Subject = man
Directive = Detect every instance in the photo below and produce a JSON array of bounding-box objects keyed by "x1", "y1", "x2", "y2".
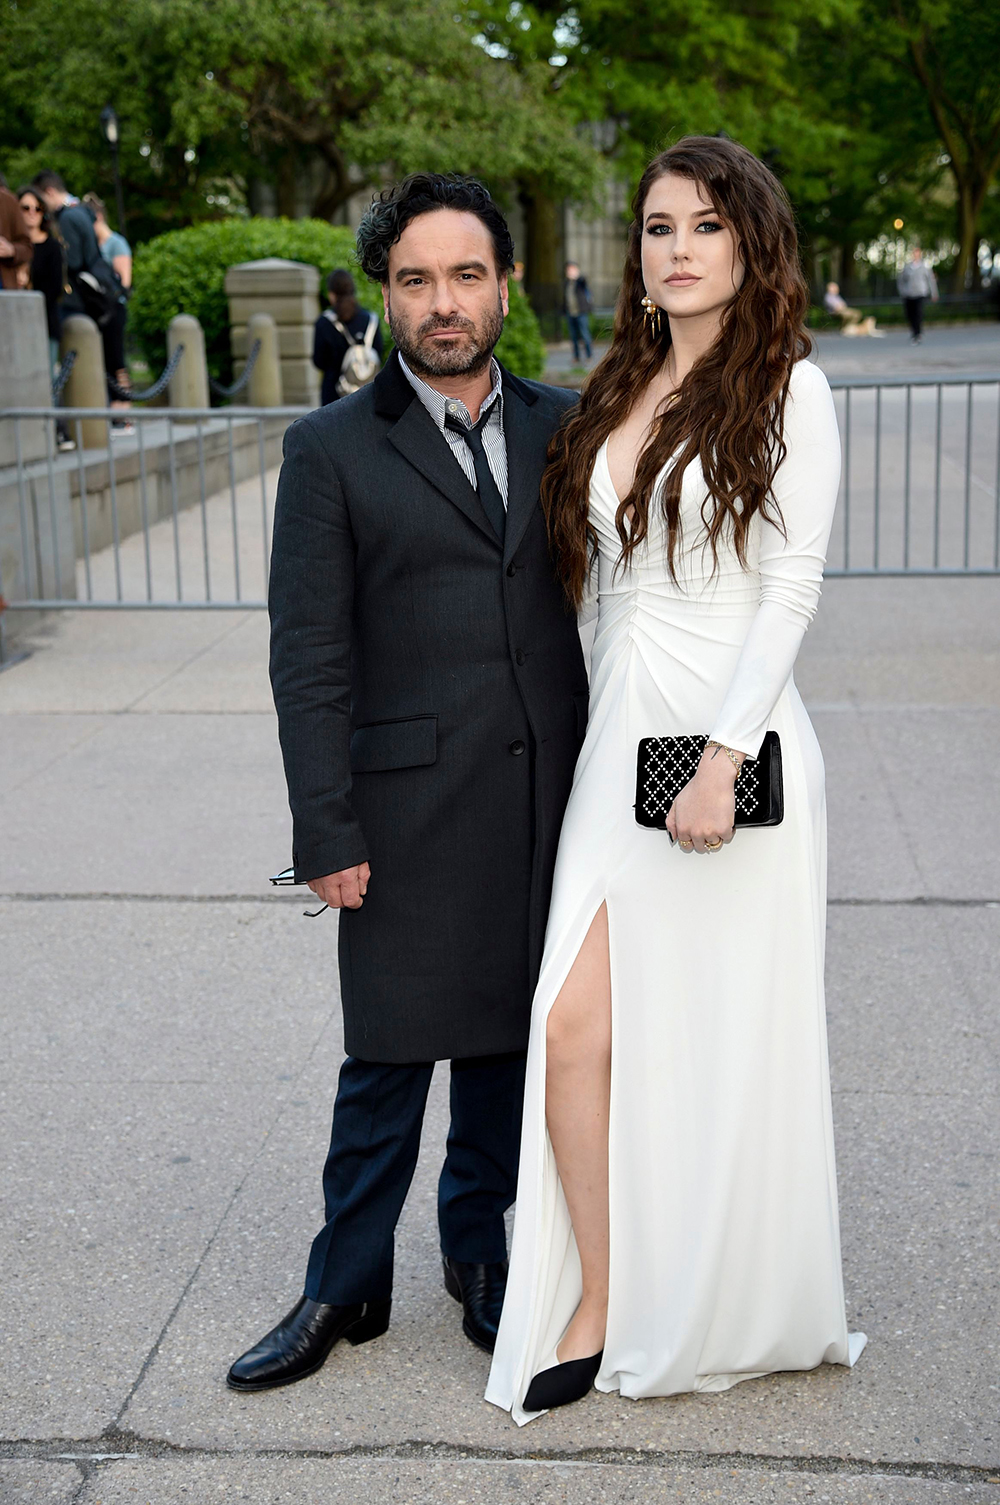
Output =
[
  {"x1": 563, "y1": 261, "x2": 593, "y2": 363},
  {"x1": 897, "y1": 247, "x2": 938, "y2": 343},
  {"x1": 312, "y1": 268, "x2": 384, "y2": 405},
  {"x1": 228, "y1": 174, "x2": 588, "y2": 1391},
  {"x1": 33, "y1": 171, "x2": 129, "y2": 426},
  {"x1": 0, "y1": 172, "x2": 31, "y2": 290},
  {"x1": 32, "y1": 172, "x2": 104, "y2": 311}
]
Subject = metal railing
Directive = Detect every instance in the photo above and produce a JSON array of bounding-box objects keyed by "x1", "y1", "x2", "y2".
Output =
[
  {"x1": 0, "y1": 405, "x2": 306, "y2": 612},
  {"x1": 1, "y1": 374, "x2": 998, "y2": 618},
  {"x1": 826, "y1": 373, "x2": 1000, "y2": 575}
]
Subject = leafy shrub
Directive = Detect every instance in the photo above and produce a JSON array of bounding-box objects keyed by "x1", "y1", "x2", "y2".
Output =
[
  {"x1": 130, "y1": 216, "x2": 546, "y2": 391},
  {"x1": 130, "y1": 218, "x2": 373, "y2": 386},
  {"x1": 495, "y1": 280, "x2": 545, "y2": 380}
]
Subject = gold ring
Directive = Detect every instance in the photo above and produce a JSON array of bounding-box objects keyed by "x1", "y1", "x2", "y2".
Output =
[
  {"x1": 705, "y1": 837, "x2": 723, "y2": 852},
  {"x1": 678, "y1": 839, "x2": 694, "y2": 850}
]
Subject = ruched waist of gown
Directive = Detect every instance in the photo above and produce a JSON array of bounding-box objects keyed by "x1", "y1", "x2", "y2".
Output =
[{"x1": 597, "y1": 570, "x2": 763, "y2": 617}]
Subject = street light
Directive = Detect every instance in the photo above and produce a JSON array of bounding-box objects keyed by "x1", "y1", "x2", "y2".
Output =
[{"x1": 100, "y1": 105, "x2": 127, "y2": 235}]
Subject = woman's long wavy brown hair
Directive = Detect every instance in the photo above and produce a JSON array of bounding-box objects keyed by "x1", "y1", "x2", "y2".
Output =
[{"x1": 542, "y1": 136, "x2": 811, "y2": 608}]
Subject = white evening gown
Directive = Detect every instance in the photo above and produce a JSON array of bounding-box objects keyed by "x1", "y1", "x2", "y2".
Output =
[{"x1": 486, "y1": 358, "x2": 866, "y2": 1425}]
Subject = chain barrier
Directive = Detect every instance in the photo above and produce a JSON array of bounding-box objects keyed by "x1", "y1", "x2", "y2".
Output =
[
  {"x1": 52, "y1": 349, "x2": 76, "y2": 404},
  {"x1": 208, "y1": 339, "x2": 261, "y2": 401},
  {"x1": 105, "y1": 343, "x2": 186, "y2": 403}
]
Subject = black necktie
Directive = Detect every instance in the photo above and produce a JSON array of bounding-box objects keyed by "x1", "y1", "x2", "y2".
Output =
[{"x1": 444, "y1": 409, "x2": 506, "y2": 543}]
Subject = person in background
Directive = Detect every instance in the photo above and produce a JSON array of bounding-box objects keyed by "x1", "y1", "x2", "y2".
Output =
[
  {"x1": 17, "y1": 183, "x2": 72, "y2": 451},
  {"x1": 513, "y1": 260, "x2": 525, "y2": 284},
  {"x1": 83, "y1": 193, "x2": 133, "y2": 429},
  {"x1": 897, "y1": 247, "x2": 938, "y2": 344},
  {"x1": 83, "y1": 193, "x2": 132, "y2": 289},
  {"x1": 823, "y1": 281, "x2": 878, "y2": 337},
  {"x1": 563, "y1": 260, "x2": 593, "y2": 363},
  {"x1": 16, "y1": 186, "x2": 66, "y2": 372},
  {"x1": 0, "y1": 171, "x2": 32, "y2": 289},
  {"x1": 32, "y1": 170, "x2": 132, "y2": 432},
  {"x1": 313, "y1": 269, "x2": 384, "y2": 406}
]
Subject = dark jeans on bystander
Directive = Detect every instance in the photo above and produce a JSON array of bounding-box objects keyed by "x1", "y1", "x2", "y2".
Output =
[
  {"x1": 567, "y1": 313, "x2": 592, "y2": 362},
  {"x1": 903, "y1": 296, "x2": 925, "y2": 341}
]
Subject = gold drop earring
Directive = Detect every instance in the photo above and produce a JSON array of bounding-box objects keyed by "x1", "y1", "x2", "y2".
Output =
[{"x1": 641, "y1": 295, "x2": 662, "y2": 336}]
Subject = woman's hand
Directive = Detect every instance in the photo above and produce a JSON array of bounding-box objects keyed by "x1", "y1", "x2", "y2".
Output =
[{"x1": 665, "y1": 745, "x2": 743, "y2": 854}]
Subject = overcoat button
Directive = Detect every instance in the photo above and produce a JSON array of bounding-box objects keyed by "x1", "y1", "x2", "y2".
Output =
[
  {"x1": 515, "y1": 649, "x2": 526, "y2": 665},
  {"x1": 509, "y1": 740, "x2": 526, "y2": 756},
  {"x1": 506, "y1": 563, "x2": 517, "y2": 577}
]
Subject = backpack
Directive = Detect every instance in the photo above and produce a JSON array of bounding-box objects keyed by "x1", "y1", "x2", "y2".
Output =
[
  {"x1": 72, "y1": 263, "x2": 123, "y2": 328},
  {"x1": 60, "y1": 203, "x2": 123, "y2": 328},
  {"x1": 325, "y1": 311, "x2": 381, "y2": 396}
]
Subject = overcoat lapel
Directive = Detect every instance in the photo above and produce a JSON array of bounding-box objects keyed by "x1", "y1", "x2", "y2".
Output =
[
  {"x1": 386, "y1": 399, "x2": 501, "y2": 547},
  {"x1": 500, "y1": 368, "x2": 551, "y2": 563},
  {"x1": 375, "y1": 351, "x2": 500, "y2": 547}
]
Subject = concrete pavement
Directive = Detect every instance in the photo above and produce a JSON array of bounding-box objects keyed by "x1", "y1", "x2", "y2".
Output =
[
  {"x1": 545, "y1": 323, "x2": 1000, "y2": 382},
  {"x1": 1, "y1": 564, "x2": 999, "y2": 1496}
]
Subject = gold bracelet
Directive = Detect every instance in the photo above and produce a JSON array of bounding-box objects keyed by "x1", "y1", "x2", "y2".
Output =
[{"x1": 706, "y1": 739, "x2": 744, "y2": 777}]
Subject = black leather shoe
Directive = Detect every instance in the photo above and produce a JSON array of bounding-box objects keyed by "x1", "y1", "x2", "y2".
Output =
[
  {"x1": 226, "y1": 1295, "x2": 391, "y2": 1391},
  {"x1": 442, "y1": 1256, "x2": 507, "y2": 1353},
  {"x1": 523, "y1": 1350, "x2": 603, "y2": 1412}
]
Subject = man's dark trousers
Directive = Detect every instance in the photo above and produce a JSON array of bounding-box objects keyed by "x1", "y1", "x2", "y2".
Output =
[{"x1": 304, "y1": 1051, "x2": 526, "y2": 1304}]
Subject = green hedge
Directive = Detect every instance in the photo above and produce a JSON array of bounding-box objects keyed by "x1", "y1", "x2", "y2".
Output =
[
  {"x1": 129, "y1": 216, "x2": 545, "y2": 391},
  {"x1": 497, "y1": 280, "x2": 545, "y2": 379},
  {"x1": 130, "y1": 219, "x2": 365, "y2": 386}
]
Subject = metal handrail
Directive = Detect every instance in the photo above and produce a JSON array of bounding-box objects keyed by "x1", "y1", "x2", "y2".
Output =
[
  {"x1": 828, "y1": 372, "x2": 1000, "y2": 390},
  {"x1": 0, "y1": 405, "x2": 309, "y2": 420}
]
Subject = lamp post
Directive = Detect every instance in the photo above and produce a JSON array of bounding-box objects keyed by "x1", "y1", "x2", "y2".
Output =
[{"x1": 100, "y1": 105, "x2": 126, "y2": 234}]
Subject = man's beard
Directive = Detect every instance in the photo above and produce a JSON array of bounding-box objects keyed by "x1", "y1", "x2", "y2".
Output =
[{"x1": 388, "y1": 298, "x2": 505, "y2": 379}]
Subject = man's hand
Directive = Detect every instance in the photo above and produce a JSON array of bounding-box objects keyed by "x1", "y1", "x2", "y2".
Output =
[{"x1": 307, "y1": 863, "x2": 371, "y2": 910}]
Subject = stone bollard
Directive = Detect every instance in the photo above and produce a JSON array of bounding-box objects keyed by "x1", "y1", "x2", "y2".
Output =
[
  {"x1": 0, "y1": 292, "x2": 77, "y2": 635},
  {"x1": 225, "y1": 258, "x2": 320, "y2": 407},
  {"x1": 60, "y1": 314, "x2": 107, "y2": 449},
  {"x1": 245, "y1": 311, "x2": 283, "y2": 406},
  {"x1": 168, "y1": 314, "x2": 210, "y2": 409}
]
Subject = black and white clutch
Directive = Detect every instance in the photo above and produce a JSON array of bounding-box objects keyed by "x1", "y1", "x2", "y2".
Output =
[{"x1": 635, "y1": 731, "x2": 783, "y2": 830}]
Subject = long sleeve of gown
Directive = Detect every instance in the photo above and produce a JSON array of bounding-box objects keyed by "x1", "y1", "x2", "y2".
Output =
[{"x1": 708, "y1": 360, "x2": 841, "y2": 758}]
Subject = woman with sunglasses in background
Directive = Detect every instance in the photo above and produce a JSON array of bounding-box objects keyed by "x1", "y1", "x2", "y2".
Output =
[{"x1": 17, "y1": 186, "x2": 66, "y2": 376}]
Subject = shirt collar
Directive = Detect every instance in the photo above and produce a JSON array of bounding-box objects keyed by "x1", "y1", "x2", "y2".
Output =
[{"x1": 398, "y1": 353, "x2": 503, "y2": 431}]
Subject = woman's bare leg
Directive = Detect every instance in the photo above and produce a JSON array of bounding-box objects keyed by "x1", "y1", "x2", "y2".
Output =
[{"x1": 545, "y1": 901, "x2": 611, "y2": 1363}]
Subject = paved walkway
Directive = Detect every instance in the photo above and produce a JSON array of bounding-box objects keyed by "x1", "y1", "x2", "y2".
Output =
[
  {"x1": 1, "y1": 567, "x2": 999, "y2": 1497},
  {"x1": 545, "y1": 324, "x2": 1000, "y2": 381}
]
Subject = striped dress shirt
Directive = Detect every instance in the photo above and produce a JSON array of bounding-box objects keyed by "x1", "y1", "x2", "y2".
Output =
[{"x1": 398, "y1": 353, "x2": 509, "y2": 508}]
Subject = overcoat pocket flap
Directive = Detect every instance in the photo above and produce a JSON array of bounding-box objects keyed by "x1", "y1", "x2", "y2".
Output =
[{"x1": 350, "y1": 715, "x2": 438, "y2": 773}]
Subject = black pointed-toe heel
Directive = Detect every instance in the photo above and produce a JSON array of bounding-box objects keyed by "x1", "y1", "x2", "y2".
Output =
[{"x1": 523, "y1": 1349, "x2": 603, "y2": 1412}]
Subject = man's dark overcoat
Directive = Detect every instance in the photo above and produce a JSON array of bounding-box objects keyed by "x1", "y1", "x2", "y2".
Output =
[{"x1": 269, "y1": 351, "x2": 589, "y2": 1064}]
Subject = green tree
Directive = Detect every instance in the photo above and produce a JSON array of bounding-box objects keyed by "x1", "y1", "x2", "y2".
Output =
[
  {"x1": 0, "y1": 0, "x2": 601, "y2": 244},
  {"x1": 884, "y1": 0, "x2": 1000, "y2": 287},
  {"x1": 468, "y1": 0, "x2": 856, "y2": 304}
]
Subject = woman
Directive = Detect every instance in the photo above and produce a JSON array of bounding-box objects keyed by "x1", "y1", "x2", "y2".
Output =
[
  {"x1": 487, "y1": 137, "x2": 865, "y2": 1424},
  {"x1": 312, "y1": 267, "x2": 383, "y2": 405},
  {"x1": 16, "y1": 186, "x2": 65, "y2": 371},
  {"x1": 83, "y1": 192, "x2": 132, "y2": 288}
]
